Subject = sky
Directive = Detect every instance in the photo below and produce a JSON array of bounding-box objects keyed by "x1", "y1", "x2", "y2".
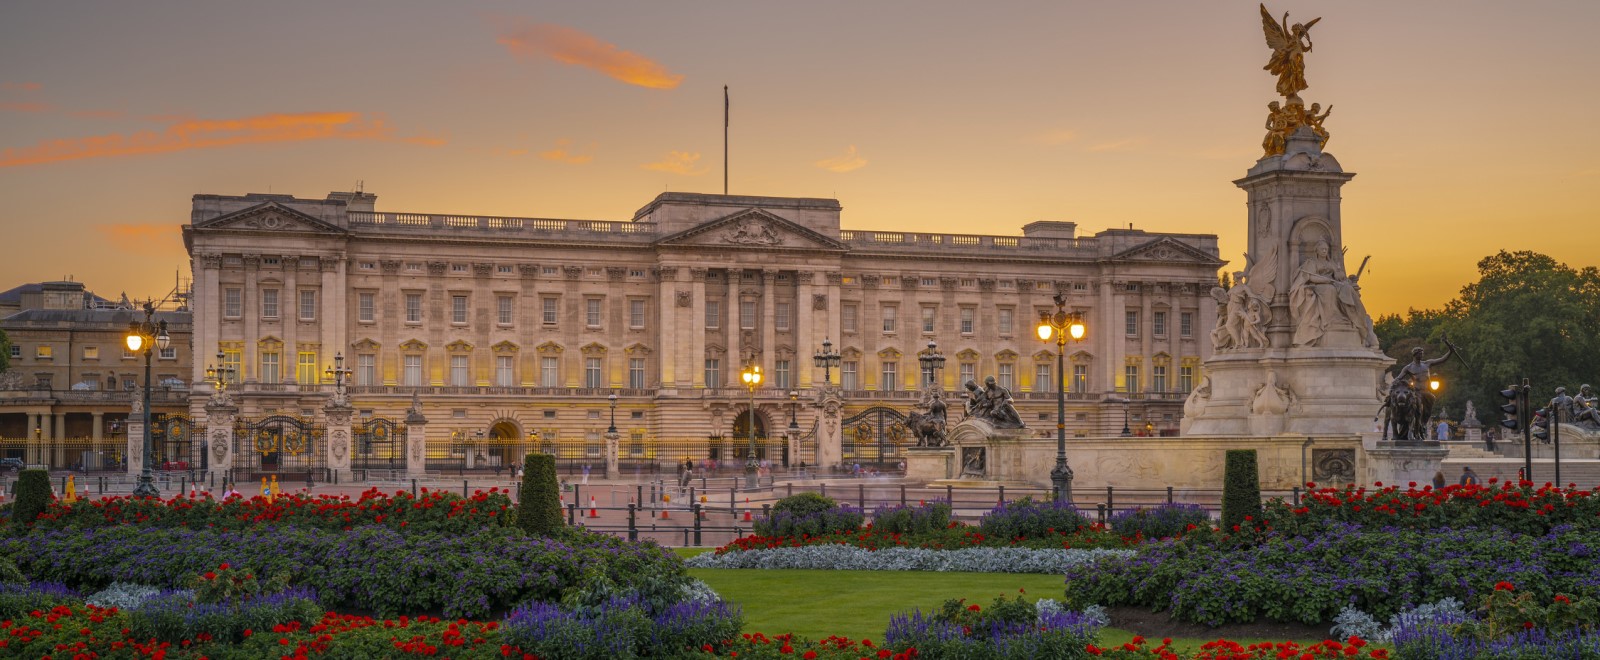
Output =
[{"x1": 2, "y1": 0, "x2": 1597, "y2": 316}]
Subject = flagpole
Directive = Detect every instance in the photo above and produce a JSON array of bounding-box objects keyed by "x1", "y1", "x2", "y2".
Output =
[{"x1": 723, "y1": 85, "x2": 729, "y2": 196}]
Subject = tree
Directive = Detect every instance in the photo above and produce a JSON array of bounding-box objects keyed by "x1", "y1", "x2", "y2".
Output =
[
  {"x1": 517, "y1": 453, "x2": 563, "y2": 535},
  {"x1": 1220, "y1": 449, "x2": 1261, "y2": 532},
  {"x1": 1374, "y1": 251, "x2": 1600, "y2": 425}
]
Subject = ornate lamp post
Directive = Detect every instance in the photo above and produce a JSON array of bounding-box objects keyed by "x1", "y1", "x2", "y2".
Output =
[
  {"x1": 323, "y1": 353, "x2": 352, "y2": 405},
  {"x1": 1036, "y1": 294, "x2": 1086, "y2": 502},
  {"x1": 918, "y1": 341, "x2": 945, "y2": 390},
  {"x1": 124, "y1": 302, "x2": 169, "y2": 498},
  {"x1": 740, "y1": 362, "x2": 762, "y2": 489},
  {"x1": 205, "y1": 351, "x2": 236, "y2": 403},
  {"x1": 788, "y1": 391, "x2": 801, "y2": 433},
  {"x1": 1121, "y1": 399, "x2": 1132, "y2": 437},
  {"x1": 813, "y1": 338, "x2": 841, "y2": 385},
  {"x1": 607, "y1": 392, "x2": 619, "y2": 434}
]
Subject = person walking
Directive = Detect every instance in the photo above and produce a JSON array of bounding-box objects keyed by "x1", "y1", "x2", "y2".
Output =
[
  {"x1": 1432, "y1": 470, "x2": 1447, "y2": 490},
  {"x1": 1459, "y1": 466, "x2": 1479, "y2": 486}
]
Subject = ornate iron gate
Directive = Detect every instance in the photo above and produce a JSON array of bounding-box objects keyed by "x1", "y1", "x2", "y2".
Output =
[
  {"x1": 233, "y1": 416, "x2": 325, "y2": 475},
  {"x1": 151, "y1": 414, "x2": 205, "y2": 471},
  {"x1": 841, "y1": 406, "x2": 908, "y2": 467},
  {"x1": 352, "y1": 417, "x2": 403, "y2": 471}
]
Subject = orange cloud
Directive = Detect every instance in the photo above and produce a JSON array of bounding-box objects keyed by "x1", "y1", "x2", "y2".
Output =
[
  {"x1": 1, "y1": 82, "x2": 42, "y2": 92},
  {"x1": 1032, "y1": 129, "x2": 1078, "y2": 145},
  {"x1": 1085, "y1": 137, "x2": 1149, "y2": 153},
  {"x1": 497, "y1": 21, "x2": 683, "y2": 89},
  {"x1": 0, "y1": 101, "x2": 52, "y2": 113},
  {"x1": 642, "y1": 150, "x2": 707, "y2": 175},
  {"x1": 67, "y1": 109, "x2": 126, "y2": 120},
  {"x1": 0, "y1": 111, "x2": 442, "y2": 168},
  {"x1": 539, "y1": 138, "x2": 593, "y2": 164},
  {"x1": 814, "y1": 145, "x2": 867, "y2": 173}
]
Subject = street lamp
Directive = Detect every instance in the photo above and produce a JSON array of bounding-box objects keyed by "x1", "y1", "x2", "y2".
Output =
[
  {"x1": 607, "y1": 392, "x2": 618, "y2": 434},
  {"x1": 740, "y1": 362, "x2": 762, "y2": 489},
  {"x1": 1036, "y1": 293, "x2": 1086, "y2": 502},
  {"x1": 124, "y1": 301, "x2": 169, "y2": 498},
  {"x1": 788, "y1": 390, "x2": 801, "y2": 433},
  {"x1": 1121, "y1": 400, "x2": 1132, "y2": 437},
  {"x1": 918, "y1": 341, "x2": 945, "y2": 389},
  {"x1": 324, "y1": 352, "x2": 352, "y2": 405},
  {"x1": 1429, "y1": 378, "x2": 1441, "y2": 393},
  {"x1": 813, "y1": 338, "x2": 841, "y2": 385}
]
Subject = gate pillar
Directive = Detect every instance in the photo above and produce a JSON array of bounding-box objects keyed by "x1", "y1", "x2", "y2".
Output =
[
  {"x1": 126, "y1": 392, "x2": 144, "y2": 478},
  {"x1": 604, "y1": 431, "x2": 620, "y2": 480},
  {"x1": 405, "y1": 395, "x2": 428, "y2": 478},
  {"x1": 204, "y1": 400, "x2": 238, "y2": 487},
  {"x1": 324, "y1": 402, "x2": 354, "y2": 481},
  {"x1": 814, "y1": 387, "x2": 844, "y2": 473}
]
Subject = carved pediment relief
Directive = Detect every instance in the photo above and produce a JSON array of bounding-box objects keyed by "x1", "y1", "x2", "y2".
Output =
[
  {"x1": 191, "y1": 202, "x2": 347, "y2": 235},
  {"x1": 445, "y1": 340, "x2": 473, "y2": 353},
  {"x1": 1069, "y1": 350, "x2": 1095, "y2": 363},
  {"x1": 994, "y1": 349, "x2": 1019, "y2": 362},
  {"x1": 878, "y1": 347, "x2": 902, "y2": 360},
  {"x1": 841, "y1": 347, "x2": 864, "y2": 360},
  {"x1": 258, "y1": 335, "x2": 283, "y2": 349},
  {"x1": 400, "y1": 339, "x2": 428, "y2": 352},
  {"x1": 580, "y1": 342, "x2": 608, "y2": 355},
  {"x1": 1109, "y1": 237, "x2": 1224, "y2": 266},
  {"x1": 654, "y1": 208, "x2": 848, "y2": 252},
  {"x1": 351, "y1": 338, "x2": 382, "y2": 353},
  {"x1": 955, "y1": 349, "x2": 981, "y2": 361},
  {"x1": 624, "y1": 343, "x2": 652, "y2": 356},
  {"x1": 705, "y1": 344, "x2": 727, "y2": 357},
  {"x1": 1032, "y1": 350, "x2": 1056, "y2": 362},
  {"x1": 491, "y1": 341, "x2": 519, "y2": 354},
  {"x1": 535, "y1": 341, "x2": 564, "y2": 355}
]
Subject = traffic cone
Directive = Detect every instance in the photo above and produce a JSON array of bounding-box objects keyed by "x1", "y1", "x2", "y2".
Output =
[
  {"x1": 588, "y1": 496, "x2": 599, "y2": 519},
  {"x1": 742, "y1": 497, "x2": 752, "y2": 522},
  {"x1": 660, "y1": 492, "x2": 670, "y2": 519},
  {"x1": 190, "y1": 483, "x2": 197, "y2": 499}
]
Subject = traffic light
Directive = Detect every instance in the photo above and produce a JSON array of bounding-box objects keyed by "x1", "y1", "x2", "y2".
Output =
[
  {"x1": 1499, "y1": 386, "x2": 1522, "y2": 431},
  {"x1": 1532, "y1": 407, "x2": 1551, "y2": 443}
]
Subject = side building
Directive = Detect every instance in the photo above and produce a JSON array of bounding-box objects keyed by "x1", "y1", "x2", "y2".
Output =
[
  {"x1": 0, "y1": 281, "x2": 194, "y2": 470},
  {"x1": 183, "y1": 191, "x2": 1221, "y2": 473}
]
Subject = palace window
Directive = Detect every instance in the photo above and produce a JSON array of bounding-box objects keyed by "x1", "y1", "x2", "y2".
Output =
[
  {"x1": 586, "y1": 298, "x2": 603, "y2": 328},
  {"x1": 498, "y1": 296, "x2": 514, "y2": 326},
  {"x1": 841, "y1": 361, "x2": 859, "y2": 390},
  {"x1": 775, "y1": 302, "x2": 791, "y2": 331},
  {"x1": 842, "y1": 304, "x2": 858, "y2": 332},
  {"x1": 1179, "y1": 365, "x2": 1194, "y2": 392},
  {"x1": 880, "y1": 361, "x2": 898, "y2": 392},
  {"x1": 959, "y1": 362, "x2": 975, "y2": 387},
  {"x1": 261, "y1": 351, "x2": 280, "y2": 384},
  {"x1": 997, "y1": 363, "x2": 1014, "y2": 390},
  {"x1": 224, "y1": 288, "x2": 242, "y2": 318},
  {"x1": 261, "y1": 289, "x2": 279, "y2": 318},
  {"x1": 222, "y1": 350, "x2": 241, "y2": 384},
  {"x1": 1124, "y1": 364, "x2": 1141, "y2": 393},
  {"x1": 1036, "y1": 363, "x2": 1052, "y2": 393},
  {"x1": 922, "y1": 306, "x2": 936, "y2": 333},
  {"x1": 450, "y1": 355, "x2": 470, "y2": 387},
  {"x1": 452, "y1": 296, "x2": 469, "y2": 324},
  {"x1": 1072, "y1": 364, "x2": 1088, "y2": 393},
  {"x1": 960, "y1": 307, "x2": 975, "y2": 334},
  {"x1": 299, "y1": 290, "x2": 317, "y2": 321},
  {"x1": 1125, "y1": 311, "x2": 1139, "y2": 338},
  {"x1": 1180, "y1": 312, "x2": 1194, "y2": 338},
  {"x1": 496, "y1": 355, "x2": 514, "y2": 387},
  {"x1": 704, "y1": 359, "x2": 721, "y2": 388},
  {"x1": 405, "y1": 294, "x2": 422, "y2": 323},
  {"x1": 881, "y1": 305, "x2": 897, "y2": 333},
  {"x1": 774, "y1": 360, "x2": 791, "y2": 389},
  {"x1": 705, "y1": 301, "x2": 720, "y2": 329},
  {"x1": 740, "y1": 301, "x2": 756, "y2": 330},
  {"x1": 542, "y1": 297, "x2": 559, "y2": 325},
  {"x1": 403, "y1": 355, "x2": 423, "y2": 387},
  {"x1": 584, "y1": 358, "x2": 603, "y2": 388},
  {"x1": 629, "y1": 358, "x2": 647, "y2": 389},
  {"x1": 998, "y1": 308, "x2": 1014, "y2": 335},
  {"x1": 629, "y1": 299, "x2": 646, "y2": 329},
  {"x1": 297, "y1": 351, "x2": 319, "y2": 385},
  {"x1": 1152, "y1": 364, "x2": 1168, "y2": 392},
  {"x1": 1153, "y1": 311, "x2": 1168, "y2": 337},
  {"x1": 358, "y1": 293, "x2": 375, "y2": 322},
  {"x1": 356, "y1": 354, "x2": 375, "y2": 386},
  {"x1": 540, "y1": 357, "x2": 560, "y2": 387}
]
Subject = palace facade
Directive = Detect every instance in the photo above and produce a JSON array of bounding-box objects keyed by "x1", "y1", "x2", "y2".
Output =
[{"x1": 184, "y1": 191, "x2": 1222, "y2": 471}]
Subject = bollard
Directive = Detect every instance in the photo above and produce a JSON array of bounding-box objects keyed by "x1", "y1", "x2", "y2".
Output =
[
  {"x1": 627, "y1": 504, "x2": 638, "y2": 542},
  {"x1": 684, "y1": 529, "x2": 691, "y2": 546},
  {"x1": 334, "y1": 471, "x2": 339, "y2": 485},
  {"x1": 1097, "y1": 503, "x2": 1106, "y2": 525},
  {"x1": 762, "y1": 503, "x2": 771, "y2": 521},
  {"x1": 693, "y1": 504, "x2": 703, "y2": 546},
  {"x1": 412, "y1": 479, "x2": 418, "y2": 498},
  {"x1": 1292, "y1": 486, "x2": 1301, "y2": 507},
  {"x1": 61, "y1": 476, "x2": 67, "y2": 496},
  {"x1": 464, "y1": 480, "x2": 469, "y2": 498},
  {"x1": 179, "y1": 477, "x2": 186, "y2": 495},
  {"x1": 574, "y1": 484, "x2": 583, "y2": 510},
  {"x1": 1106, "y1": 486, "x2": 1114, "y2": 516},
  {"x1": 946, "y1": 484, "x2": 954, "y2": 506},
  {"x1": 567, "y1": 502, "x2": 577, "y2": 526},
  {"x1": 858, "y1": 483, "x2": 865, "y2": 510},
  {"x1": 900, "y1": 485, "x2": 907, "y2": 507},
  {"x1": 787, "y1": 483, "x2": 793, "y2": 498},
  {"x1": 1167, "y1": 486, "x2": 1174, "y2": 504},
  {"x1": 729, "y1": 486, "x2": 736, "y2": 514},
  {"x1": 820, "y1": 482, "x2": 827, "y2": 498},
  {"x1": 998, "y1": 485, "x2": 1005, "y2": 505}
]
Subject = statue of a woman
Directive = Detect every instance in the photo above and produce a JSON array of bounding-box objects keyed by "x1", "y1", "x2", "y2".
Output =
[{"x1": 1289, "y1": 240, "x2": 1362, "y2": 347}]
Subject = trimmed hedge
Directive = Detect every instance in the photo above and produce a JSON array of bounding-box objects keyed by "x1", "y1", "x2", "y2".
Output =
[
  {"x1": 518, "y1": 453, "x2": 563, "y2": 535},
  {"x1": 1220, "y1": 449, "x2": 1260, "y2": 532},
  {"x1": 11, "y1": 469, "x2": 51, "y2": 530}
]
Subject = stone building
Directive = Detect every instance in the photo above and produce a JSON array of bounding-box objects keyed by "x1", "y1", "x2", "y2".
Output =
[
  {"x1": 0, "y1": 281, "x2": 193, "y2": 468},
  {"x1": 183, "y1": 190, "x2": 1221, "y2": 471}
]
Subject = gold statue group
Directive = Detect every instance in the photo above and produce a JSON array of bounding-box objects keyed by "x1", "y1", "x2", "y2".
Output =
[{"x1": 1260, "y1": 4, "x2": 1330, "y2": 156}]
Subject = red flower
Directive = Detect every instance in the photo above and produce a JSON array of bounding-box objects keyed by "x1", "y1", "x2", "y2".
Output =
[
  {"x1": 218, "y1": 563, "x2": 229, "y2": 570},
  {"x1": 1524, "y1": 621, "x2": 1535, "y2": 630},
  {"x1": 1494, "y1": 581, "x2": 1516, "y2": 592},
  {"x1": 202, "y1": 572, "x2": 217, "y2": 581},
  {"x1": 967, "y1": 604, "x2": 981, "y2": 612}
]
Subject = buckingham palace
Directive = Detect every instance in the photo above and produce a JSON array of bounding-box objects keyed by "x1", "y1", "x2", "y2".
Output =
[{"x1": 183, "y1": 190, "x2": 1222, "y2": 473}]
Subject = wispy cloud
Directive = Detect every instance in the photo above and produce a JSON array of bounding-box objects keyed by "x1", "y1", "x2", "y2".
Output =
[
  {"x1": 1085, "y1": 137, "x2": 1148, "y2": 153},
  {"x1": 496, "y1": 20, "x2": 683, "y2": 89},
  {"x1": 539, "y1": 138, "x2": 593, "y2": 164},
  {"x1": 1, "y1": 82, "x2": 42, "y2": 92},
  {"x1": 814, "y1": 145, "x2": 867, "y2": 173},
  {"x1": 0, "y1": 101, "x2": 52, "y2": 113},
  {"x1": 0, "y1": 111, "x2": 442, "y2": 168},
  {"x1": 642, "y1": 150, "x2": 707, "y2": 175},
  {"x1": 1031, "y1": 129, "x2": 1078, "y2": 145}
]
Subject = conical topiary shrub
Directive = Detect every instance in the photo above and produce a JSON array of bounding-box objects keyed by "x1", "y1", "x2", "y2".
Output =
[
  {"x1": 517, "y1": 453, "x2": 564, "y2": 535},
  {"x1": 11, "y1": 468, "x2": 52, "y2": 530},
  {"x1": 1220, "y1": 449, "x2": 1261, "y2": 532}
]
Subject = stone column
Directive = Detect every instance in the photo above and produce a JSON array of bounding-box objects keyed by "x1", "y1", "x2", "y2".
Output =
[
  {"x1": 405, "y1": 401, "x2": 428, "y2": 478},
  {"x1": 242, "y1": 254, "x2": 261, "y2": 381},
  {"x1": 604, "y1": 431, "x2": 620, "y2": 479},
  {"x1": 204, "y1": 400, "x2": 238, "y2": 486},
  {"x1": 283, "y1": 257, "x2": 299, "y2": 382},
  {"x1": 691, "y1": 268, "x2": 707, "y2": 387},
  {"x1": 814, "y1": 388, "x2": 844, "y2": 471},
  {"x1": 54, "y1": 412, "x2": 66, "y2": 467},
  {"x1": 91, "y1": 412, "x2": 103, "y2": 442},
  {"x1": 324, "y1": 402, "x2": 354, "y2": 480},
  {"x1": 728, "y1": 269, "x2": 743, "y2": 377},
  {"x1": 762, "y1": 269, "x2": 778, "y2": 378},
  {"x1": 785, "y1": 428, "x2": 801, "y2": 469},
  {"x1": 796, "y1": 271, "x2": 815, "y2": 386},
  {"x1": 321, "y1": 257, "x2": 343, "y2": 383},
  {"x1": 126, "y1": 397, "x2": 143, "y2": 478},
  {"x1": 655, "y1": 266, "x2": 678, "y2": 387}
]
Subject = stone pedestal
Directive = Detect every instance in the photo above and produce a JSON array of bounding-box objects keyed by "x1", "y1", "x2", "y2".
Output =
[
  {"x1": 904, "y1": 447, "x2": 955, "y2": 482},
  {"x1": 945, "y1": 419, "x2": 1032, "y2": 482},
  {"x1": 324, "y1": 403, "x2": 354, "y2": 481},
  {"x1": 126, "y1": 419, "x2": 143, "y2": 478},
  {"x1": 405, "y1": 405, "x2": 428, "y2": 478},
  {"x1": 203, "y1": 400, "x2": 238, "y2": 484},
  {"x1": 604, "y1": 431, "x2": 620, "y2": 480},
  {"x1": 813, "y1": 388, "x2": 844, "y2": 471},
  {"x1": 1363, "y1": 440, "x2": 1448, "y2": 487}
]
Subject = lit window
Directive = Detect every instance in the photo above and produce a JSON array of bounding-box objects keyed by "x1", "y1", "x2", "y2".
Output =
[
  {"x1": 1072, "y1": 364, "x2": 1088, "y2": 393},
  {"x1": 1124, "y1": 365, "x2": 1140, "y2": 393},
  {"x1": 83, "y1": 346, "x2": 99, "y2": 360},
  {"x1": 36, "y1": 345, "x2": 53, "y2": 359},
  {"x1": 297, "y1": 352, "x2": 319, "y2": 384}
]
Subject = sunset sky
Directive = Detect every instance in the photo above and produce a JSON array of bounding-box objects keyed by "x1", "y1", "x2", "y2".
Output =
[{"x1": 2, "y1": 1, "x2": 1596, "y2": 316}]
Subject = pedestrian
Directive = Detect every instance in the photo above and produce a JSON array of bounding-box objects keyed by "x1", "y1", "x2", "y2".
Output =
[
  {"x1": 1459, "y1": 466, "x2": 1479, "y2": 486},
  {"x1": 1517, "y1": 467, "x2": 1526, "y2": 483},
  {"x1": 1432, "y1": 470, "x2": 1446, "y2": 490},
  {"x1": 582, "y1": 463, "x2": 590, "y2": 485},
  {"x1": 1435, "y1": 418, "x2": 1451, "y2": 441}
]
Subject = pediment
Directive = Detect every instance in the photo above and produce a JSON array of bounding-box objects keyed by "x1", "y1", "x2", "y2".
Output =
[
  {"x1": 1107, "y1": 237, "x2": 1223, "y2": 266},
  {"x1": 446, "y1": 340, "x2": 474, "y2": 353},
  {"x1": 654, "y1": 208, "x2": 848, "y2": 252},
  {"x1": 491, "y1": 341, "x2": 519, "y2": 354},
  {"x1": 351, "y1": 338, "x2": 380, "y2": 351},
  {"x1": 192, "y1": 202, "x2": 347, "y2": 235}
]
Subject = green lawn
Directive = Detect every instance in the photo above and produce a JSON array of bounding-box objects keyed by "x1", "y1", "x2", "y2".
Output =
[{"x1": 687, "y1": 565, "x2": 1337, "y2": 653}]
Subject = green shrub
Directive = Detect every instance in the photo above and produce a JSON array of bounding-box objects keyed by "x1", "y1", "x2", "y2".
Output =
[
  {"x1": 871, "y1": 500, "x2": 952, "y2": 535},
  {"x1": 519, "y1": 452, "x2": 564, "y2": 535},
  {"x1": 0, "y1": 556, "x2": 25, "y2": 585},
  {"x1": 978, "y1": 497, "x2": 1091, "y2": 540},
  {"x1": 770, "y1": 491, "x2": 838, "y2": 518},
  {"x1": 11, "y1": 469, "x2": 51, "y2": 530},
  {"x1": 1220, "y1": 449, "x2": 1261, "y2": 532}
]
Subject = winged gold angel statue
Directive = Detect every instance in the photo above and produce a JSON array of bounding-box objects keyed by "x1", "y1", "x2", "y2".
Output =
[{"x1": 1260, "y1": 4, "x2": 1321, "y2": 99}]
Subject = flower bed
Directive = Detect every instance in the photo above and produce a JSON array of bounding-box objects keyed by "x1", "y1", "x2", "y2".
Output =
[
  {"x1": 4, "y1": 525, "x2": 684, "y2": 618},
  {"x1": 22, "y1": 487, "x2": 513, "y2": 535},
  {"x1": 1063, "y1": 524, "x2": 1600, "y2": 627},
  {"x1": 1260, "y1": 482, "x2": 1600, "y2": 536},
  {"x1": 687, "y1": 544, "x2": 1135, "y2": 573}
]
